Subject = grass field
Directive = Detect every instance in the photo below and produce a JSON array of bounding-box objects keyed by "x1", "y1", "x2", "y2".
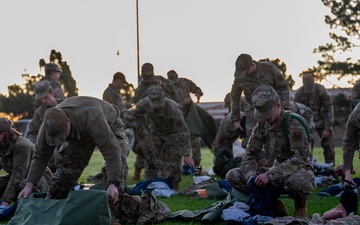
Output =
[{"x1": 1, "y1": 146, "x2": 360, "y2": 224}]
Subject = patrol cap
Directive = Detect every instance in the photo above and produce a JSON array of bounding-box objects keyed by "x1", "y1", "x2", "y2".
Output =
[
  {"x1": 147, "y1": 85, "x2": 165, "y2": 108},
  {"x1": 302, "y1": 73, "x2": 315, "y2": 93},
  {"x1": 252, "y1": 85, "x2": 279, "y2": 120},
  {"x1": 34, "y1": 80, "x2": 52, "y2": 100},
  {"x1": 45, "y1": 63, "x2": 62, "y2": 73},
  {"x1": 235, "y1": 54, "x2": 253, "y2": 77},
  {"x1": 0, "y1": 118, "x2": 11, "y2": 132},
  {"x1": 113, "y1": 72, "x2": 129, "y2": 85},
  {"x1": 167, "y1": 70, "x2": 179, "y2": 82},
  {"x1": 43, "y1": 108, "x2": 68, "y2": 146}
]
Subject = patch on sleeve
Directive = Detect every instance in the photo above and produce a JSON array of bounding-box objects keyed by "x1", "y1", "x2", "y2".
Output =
[{"x1": 292, "y1": 132, "x2": 303, "y2": 142}]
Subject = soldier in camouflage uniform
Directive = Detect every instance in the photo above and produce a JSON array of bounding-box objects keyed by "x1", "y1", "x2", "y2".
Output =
[
  {"x1": 27, "y1": 80, "x2": 60, "y2": 173},
  {"x1": 230, "y1": 54, "x2": 290, "y2": 148},
  {"x1": 129, "y1": 85, "x2": 194, "y2": 191},
  {"x1": 226, "y1": 85, "x2": 315, "y2": 218},
  {"x1": 293, "y1": 73, "x2": 335, "y2": 164},
  {"x1": 0, "y1": 118, "x2": 52, "y2": 208},
  {"x1": 19, "y1": 97, "x2": 129, "y2": 212},
  {"x1": 347, "y1": 80, "x2": 360, "y2": 110},
  {"x1": 131, "y1": 63, "x2": 180, "y2": 181},
  {"x1": 167, "y1": 70, "x2": 203, "y2": 167},
  {"x1": 103, "y1": 72, "x2": 130, "y2": 112}
]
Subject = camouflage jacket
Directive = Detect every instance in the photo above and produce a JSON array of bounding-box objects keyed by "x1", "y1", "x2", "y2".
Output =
[
  {"x1": 0, "y1": 137, "x2": 34, "y2": 203},
  {"x1": 240, "y1": 109, "x2": 312, "y2": 182},
  {"x1": 293, "y1": 83, "x2": 334, "y2": 130},
  {"x1": 133, "y1": 75, "x2": 179, "y2": 103},
  {"x1": 44, "y1": 77, "x2": 66, "y2": 101},
  {"x1": 27, "y1": 96, "x2": 125, "y2": 186},
  {"x1": 131, "y1": 97, "x2": 191, "y2": 156},
  {"x1": 343, "y1": 103, "x2": 360, "y2": 170},
  {"x1": 230, "y1": 61, "x2": 290, "y2": 122},
  {"x1": 291, "y1": 101, "x2": 315, "y2": 130},
  {"x1": 103, "y1": 83, "x2": 126, "y2": 111},
  {"x1": 172, "y1": 78, "x2": 203, "y2": 107},
  {"x1": 349, "y1": 81, "x2": 360, "y2": 98}
]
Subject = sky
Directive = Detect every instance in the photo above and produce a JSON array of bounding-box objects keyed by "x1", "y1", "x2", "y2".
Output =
[{"x1": 0, "y1": 0, "x2": 345, "y2": 102}]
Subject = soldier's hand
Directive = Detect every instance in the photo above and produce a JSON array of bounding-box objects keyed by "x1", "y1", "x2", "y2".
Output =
[
  {"x1": 233, "y1": 121, "x2": 243, "y2": 130},
  {"x1": 254, "y1": 173, "x2": 270, "y2": 187},
  {"x1": 321, "y1": 130, "x2": 330, "y2": 140},
  {"x1": 18, "y1": 182, "x2": 34, "y2": 199},
  {"x1": 183, "y1": 156, "x2": 195, "y2": 168},
  {"x1": 107, "y1": 184, "x2": 119, "y2": 204}
]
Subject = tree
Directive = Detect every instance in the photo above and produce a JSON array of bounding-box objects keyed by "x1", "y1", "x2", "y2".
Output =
[
  {"x1": 259, "y1": 58, "x2": 296, "y2": 89},
  {"x1": 312, "y1": 0, "x2": 360, "y2": 85},
  {"x1": 0, "y1": 50, "x2": 78, "y2": 119}
]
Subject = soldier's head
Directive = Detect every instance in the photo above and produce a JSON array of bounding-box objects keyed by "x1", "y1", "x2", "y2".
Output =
[
  {"x1": 147, "y1": 85, "x2": 165, "y2": 109},
  {"x1": 45, "y1": 63, "x2": 62, "y2": 81},
  {"x1": 252, "y1": 85, "x2": 281, "y2": 122},
  {"x1": 34, "y1": 80, "x2": 56, "y2": 107},
  {"x1": 302, "y1": 73, "x2": 315, "y2": 93},
  {"x1": 113, "y1": 72, "x2": 128, "y2": 89},
  {"x1": 167, "y1": 70, "x2": 179, "y2": 83},
  {"x1": 43, "y1": 108, "x2": 70, "y2": 146},
  {"x1": 141, "y1": 63, "x2": 154, "y2": 80},
  {"x1": 235, "y1": 53, "x2": 254, "y2": 77},
  {"x1": 0, "y1": 118, "x2": 12, "y2": 145}
]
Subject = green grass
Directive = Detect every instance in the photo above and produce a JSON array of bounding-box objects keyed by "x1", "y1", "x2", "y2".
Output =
[{"x1": 1, "y1": 146, "x2": 360, "y2": 224}]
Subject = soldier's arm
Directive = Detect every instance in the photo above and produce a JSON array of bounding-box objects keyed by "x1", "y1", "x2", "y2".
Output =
[
  {"x1": 343, "y1": 106, "x2": 360, "y2": 170},
  {"x1": 273, "y1": 66, "x2": 290, "y2": 109},
  {"x1": 186, "y1": 79, "x2": 203, "y2": 99},
  {"x1": 230, "y1": 79, "x2": 243, "y2": 123}
]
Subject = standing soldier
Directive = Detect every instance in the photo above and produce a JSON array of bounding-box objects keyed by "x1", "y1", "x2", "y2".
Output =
[
  {"x1": 103, "y1": 72, "x2": 131, "y2": 112},
  {"x1": 230, "y1": 53, "x2": 290, "y2": 148},
  {"x1": 226, "y1": 85, "x2": 315, "y2": 218},
  {"x1": 293, "y1": 72, "x2": 335, "y2": 164},
  {"x1": 167, "y1": 70, "x2": 204, "y2": 167},
  {"x1": 43, "y1": 63, "x2": 66, "y2": 103},
  {"x1": 128, "y1": 85, "x2": 194, "y2": 191}
]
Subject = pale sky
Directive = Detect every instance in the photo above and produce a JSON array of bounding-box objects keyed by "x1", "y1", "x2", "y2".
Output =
[{"x1": 0, "y1": 0, "x2": 345, "y2": 102}]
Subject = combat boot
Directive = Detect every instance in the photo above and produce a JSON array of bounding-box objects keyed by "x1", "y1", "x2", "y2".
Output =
[
  {"x1": 269, "y1": 199, "x2": 288, "y2": 217},
  {"x1": 293, "y1": 199, "x2": 308, "y2": 218},
  {"x1": 132, "y1": 168, "x2": 142, "y2": 181},
  {"x1": 172, "y1": 180, "x2": 180, "y2": 192}
]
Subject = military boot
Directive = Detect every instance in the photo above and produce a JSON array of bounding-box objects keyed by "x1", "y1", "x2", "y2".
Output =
[
  {"x1": 172, "y1": 180, "x2": 180, "y2": 192},
  {"x1": 269, "y1": 199, "x2": 288, "y2": 217},
  {"x1": 132, "y1": 168, "x2": 142, "y2": 181},
  {"x1": 293, "y1": 198, "x2": 308, "y2": 218}
]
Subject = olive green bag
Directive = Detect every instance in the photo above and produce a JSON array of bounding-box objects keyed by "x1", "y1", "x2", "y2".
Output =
[{"x1": 8, "y1": 190, "x2": 110, "y2": 225}]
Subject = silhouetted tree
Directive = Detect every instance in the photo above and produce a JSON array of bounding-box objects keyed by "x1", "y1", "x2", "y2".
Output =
[{"x1": 312, "y1": 0, "x2": 360, "y2": 86}]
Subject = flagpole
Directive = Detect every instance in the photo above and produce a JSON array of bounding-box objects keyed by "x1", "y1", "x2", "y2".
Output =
[{"x1": 136, "y1": 0, "x2": 141, "y2": 85}]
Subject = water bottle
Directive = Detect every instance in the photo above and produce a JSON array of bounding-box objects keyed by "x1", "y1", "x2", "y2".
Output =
[{"x1": 340, "y1": 180, "x2": 358, "y2": 215}]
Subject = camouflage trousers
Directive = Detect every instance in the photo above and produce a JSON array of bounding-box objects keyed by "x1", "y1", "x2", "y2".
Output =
[
  {"x1": 313, "y1": 127, "x2": 335, "y2": 164},
  {"x1": 226, "y1": 167, "x2": 315, "y2": 200},
  {"x1": 145, "y1": 133, "x2": 183, "y2": 182},
  {"x1": 190, "y1": 135, "x2": 201, "y2": 167}
]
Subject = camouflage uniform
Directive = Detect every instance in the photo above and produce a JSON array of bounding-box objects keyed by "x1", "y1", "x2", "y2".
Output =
[
  {"x1": 103, "y1": 83, "x2": 127, "y2": 112},
  {"x1": 130, "y1": 86, "x2": 190, "y2": 185},
  {"x1": 43, "y1": 76, "x2": 66, "y2": 102},
  {"x1": 291, "y1": 101, "x2": 316, "y2": 153},
  {"x1": 230, "y1": 54, "x2": 290, "y2": 148},
  {"x1": 226, "y1": 85, "x2": 314, "y2": 218},
  {"x1": 293, "y1": 74, "x2": 335, "y2": 164},
  {"x1": 167, "y1": 70, "x2": 203, "y2": 166},
  {"x1": 343, "y1": 103, "x2": 360, "y2": 171},
  {"x1": 0, "y1": 119, "x2": 51, "y2": 204},
  {"x1": 26, "y1": 96, "x2": 130, "y2": 198}
]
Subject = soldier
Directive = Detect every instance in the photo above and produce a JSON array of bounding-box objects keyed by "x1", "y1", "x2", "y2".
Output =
[
  {"x1": 43, "y1": 63, "x2": 66, "y2": 103},
  {"x1": 230, "y1": 53, "x2": 290, "y2": 148},
  {"x1": 128, "y1": 85, "x2": 194, "y2": 191},
  {"x1": 167, "y1": 70, "x2": 203, "y2": 167},
  {"x1": 18, "y1": 96, "x2": 130, "y2": 224},
  {"x1": 293, "y1": 72, "x2": 335, "y2": 164},
  {"x1": 131, "y1": 63, "x2": 179, "y2": 181},
  {"x1": 0, "y1": 118, "x2": 52, "y2": 209},
  {"x1": 346, "y1": 80, "x2": 360, "y2": 110},
  {"x1": 103, "y1": 72, "x2": 131, "y2": 112},
  {"x1": 28, "y1": 80, "x2": 59, "y2": 144},
  {"x1": 226, "y1": 85, "x2": 315, "y2": 218}
]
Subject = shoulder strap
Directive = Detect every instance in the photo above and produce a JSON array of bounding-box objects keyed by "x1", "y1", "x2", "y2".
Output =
[{"x1": 282, "y1": 111, "x2": 311, "y2": 146}]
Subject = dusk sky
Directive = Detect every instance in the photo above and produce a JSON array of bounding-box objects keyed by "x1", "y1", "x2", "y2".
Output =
[{"x1": 0, "y1": 0, "x2": 349, "y2": 102}]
